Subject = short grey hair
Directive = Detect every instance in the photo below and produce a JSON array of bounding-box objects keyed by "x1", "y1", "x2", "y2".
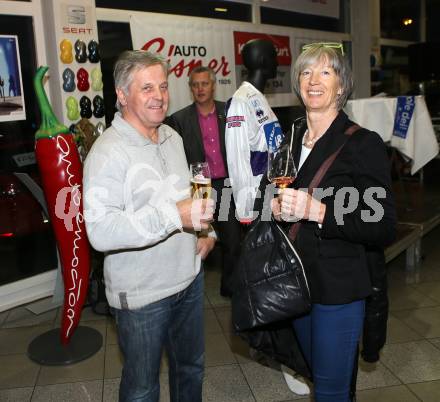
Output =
[
  {"x1": 292, "y1": 44, "x2": 353, "y2": 110},
  {"x1": 188, "y1": 66, "x2": 216, "y2": 86},
  {"x1": 113, "y1": 50, "x2": 169, "y2": 111}
]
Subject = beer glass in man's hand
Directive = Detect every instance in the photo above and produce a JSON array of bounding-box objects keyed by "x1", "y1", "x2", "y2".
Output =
[
  {"x1": 190, "y1": 162, "x2": 212, "y2": 199},
  {"x1": 189, "y1": 162, "x2": 212, "y2": 232}
]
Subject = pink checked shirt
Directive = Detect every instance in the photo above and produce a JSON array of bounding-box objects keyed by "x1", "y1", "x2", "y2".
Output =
[{"x1": 197, "y1": 107, "x2": 227, "y2": 179}]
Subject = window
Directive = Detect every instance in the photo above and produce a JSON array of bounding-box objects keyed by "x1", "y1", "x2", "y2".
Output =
[
  {"x1": 0, "y1": 15, "x2": 57, "y2": 285},
  {"x1": 380, "y1": 0, "x2": 420, "y2": 41},
  {"x1": 426, "y1": 0, "x2": 440, "y2": 42},
  {"x1": 261, "y1": 1, "x2": 350, "y2": 33},
  {"x1": 371, "y1": 46, "x2": 410, "y2": 97},
  {"x1": 97, "y1": 21, "x2": 133, "y2": 126},
  {"x1": 96, "y1": 0, "x2": 251, "y2": 22}
]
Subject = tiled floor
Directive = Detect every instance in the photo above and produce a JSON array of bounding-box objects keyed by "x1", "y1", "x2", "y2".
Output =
[{"x1": 1, "y1": 227, "x2": 440, "y2": 401}]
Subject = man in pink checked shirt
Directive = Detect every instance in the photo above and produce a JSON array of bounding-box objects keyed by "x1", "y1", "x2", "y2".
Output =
[{"x1": 167, "y1": 66, "x2": 242, "y2": 298}]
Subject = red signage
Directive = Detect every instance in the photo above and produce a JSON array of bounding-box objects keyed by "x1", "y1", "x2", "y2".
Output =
[
  {"x1": 142, "y1": 37, "x2": 231, "y2": 78},
  {"x1": 233, "y1": 31, "x2": 291, "y2": 66}
]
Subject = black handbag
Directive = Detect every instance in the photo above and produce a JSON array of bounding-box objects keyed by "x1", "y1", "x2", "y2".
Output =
[{"x1": 232, "y1": 217, "x2": 311, "y2": 332}]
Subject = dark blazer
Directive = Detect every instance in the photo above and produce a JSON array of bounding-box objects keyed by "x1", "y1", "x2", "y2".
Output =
[
  {"x1": 165, "y1": 101, "x2": 228, "y2": 174},
  {"x1": 257, "y1": 111, "x2": 396, "y2": 305},
  {"x1": 293, "y1": 111, "x2": 396, "y2": 304}
]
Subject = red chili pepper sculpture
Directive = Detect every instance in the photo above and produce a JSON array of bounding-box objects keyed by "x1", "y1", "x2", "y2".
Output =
[{"x1": 34, "y1": 66, "x2": 91, "y2": 344}]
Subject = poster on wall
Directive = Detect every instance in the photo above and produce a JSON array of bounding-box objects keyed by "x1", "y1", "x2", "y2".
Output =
[
  {"x1": 233, "y1": 31, "x2": 292, "y2": 94},
  {"x1": 130, "y1": 14, "x2": 296, "y2": 114},
  {"x1": 0, "y1": 35, "x2": 26, "y2": 122},
  {"x1": 130, "y1": 15, "x2": 236, "y2": 115}
]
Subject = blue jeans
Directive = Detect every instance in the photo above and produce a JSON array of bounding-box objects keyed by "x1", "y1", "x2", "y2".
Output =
[
  {"x1": 114, "y1": 272, "x2": 204, "y2": 402},
  {"x1": 293, "y1": 300, "x2": 365, "y2": 402}
]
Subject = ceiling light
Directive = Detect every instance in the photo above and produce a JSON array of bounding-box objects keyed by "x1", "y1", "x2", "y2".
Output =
[
  {"x1": 403, "y1": 18, "x2": 413, "y2": 26},
  {"x1": 214, "y1": 7, "x2": 228, "y2": 12}
]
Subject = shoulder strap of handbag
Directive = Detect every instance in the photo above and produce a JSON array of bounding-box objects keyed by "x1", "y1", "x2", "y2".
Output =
[{"x1": 288, "y1": 124, "x2": 361, "y2": 242}]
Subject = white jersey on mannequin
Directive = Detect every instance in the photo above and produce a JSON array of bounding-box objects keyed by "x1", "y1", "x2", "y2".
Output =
[{"x1": 225, "y1": 81, "x2": 283, "y2": 221}]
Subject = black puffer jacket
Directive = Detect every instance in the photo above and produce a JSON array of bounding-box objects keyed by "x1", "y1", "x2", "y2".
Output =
[{"x1": 231, "y1": 214, "x2": 312, "y2": 379}]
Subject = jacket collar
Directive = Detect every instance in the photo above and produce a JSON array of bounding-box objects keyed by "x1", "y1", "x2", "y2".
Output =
[
  {"x1": 190, "y1": 101, "x2": 225, "y2": 120},
  {"x1": 112, "y1": 112, "x2": 171, "y2": 146},
  {"x1": 292, "y1": 110, "x2": 352, "y2": 188},
  {"x1": 189, "y1": 103, "x2": 204, "y2": 148}
]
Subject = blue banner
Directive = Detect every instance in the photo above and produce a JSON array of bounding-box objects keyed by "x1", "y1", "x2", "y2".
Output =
[{"x1": 393, "y1": 96, "x2": 415, "y2": 139}]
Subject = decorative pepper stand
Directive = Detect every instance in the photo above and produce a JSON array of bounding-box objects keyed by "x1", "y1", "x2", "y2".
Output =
[
  {"x1": 27, "y1": 66, "x2": 102, "y2": 365},
  {"x1": 28, "y1": 326, "x2": 102, "y2": 365}
]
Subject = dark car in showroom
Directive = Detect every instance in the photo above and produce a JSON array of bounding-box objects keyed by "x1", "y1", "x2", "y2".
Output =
[{"x1": 0, "y1": 135, "x2": 57, "y2": 286}]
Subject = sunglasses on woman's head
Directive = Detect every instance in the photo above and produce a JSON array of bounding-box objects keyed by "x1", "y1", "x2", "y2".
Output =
[{"x1": 301, "y1": 42, "x2": 344, "y2": 56}]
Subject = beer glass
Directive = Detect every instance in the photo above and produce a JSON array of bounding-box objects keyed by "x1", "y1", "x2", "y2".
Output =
[{"x1": 190, "y1": 162, "x2": 211, "y2": 199}]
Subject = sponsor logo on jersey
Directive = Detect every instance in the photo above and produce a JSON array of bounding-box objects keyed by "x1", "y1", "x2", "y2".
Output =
[
  {"x1": 251, "y1": 99, "x2": 268, "y2": 123},
  {"x1": 263, "y1": 121, "x2": 284, "y2": 152},
  {"x1": 251, "y1": 99, "x2": 261, "y2": 108},
  {"x1": 227, "y1": 115, "x2": 245, "y2": 128},
  {"x1": 258, "y1": 116, "x2": 269, "y2": 124}
]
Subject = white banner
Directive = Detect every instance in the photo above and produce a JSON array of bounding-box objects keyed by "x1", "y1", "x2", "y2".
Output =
[
  {"x1": 130, "y1": 13, "x2": 348, "y2": 114},
  {"x1": 131, "y1": 15, "x2": 236, "y2": 115},
  {"x1": 130, "y1": 15, "x2": 294, "y2": 114},
  {"x1": 261, "y1": 0, "x2": 339, "y2": 19}
]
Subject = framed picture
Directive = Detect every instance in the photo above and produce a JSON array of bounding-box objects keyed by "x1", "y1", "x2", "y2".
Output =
[{"x1": 0, "y1": 35, "x2": 26, "y2": 122}]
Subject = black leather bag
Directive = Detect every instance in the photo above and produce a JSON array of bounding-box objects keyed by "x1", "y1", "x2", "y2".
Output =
[{"x1": 232, "y1": 217, "x2": 311, "y2": 332}]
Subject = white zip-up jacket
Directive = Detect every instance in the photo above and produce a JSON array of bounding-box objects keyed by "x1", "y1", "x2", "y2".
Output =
[{"x1": 225, "y1": 81, "x2": 283, "y2": 221}]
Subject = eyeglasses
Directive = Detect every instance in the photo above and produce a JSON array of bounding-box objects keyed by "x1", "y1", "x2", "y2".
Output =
[{"x1": 301, "y1": 42, "x2": 344, "y2": 56}]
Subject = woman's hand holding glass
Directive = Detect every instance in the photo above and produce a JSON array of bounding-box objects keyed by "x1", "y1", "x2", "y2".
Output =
[
  {"x1": 277, "y1": 189, "x2": 326, "y2": 224},
  {"x1": 267, "y1": 143, "x2": 298, "y2": 221}
]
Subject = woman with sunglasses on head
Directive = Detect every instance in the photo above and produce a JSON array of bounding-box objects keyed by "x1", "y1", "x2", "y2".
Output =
[{"x1": 270, "y1": 43, "x2": 396, "y2": 401}]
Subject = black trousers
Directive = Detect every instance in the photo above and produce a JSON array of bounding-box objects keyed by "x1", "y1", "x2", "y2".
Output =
[{"x1": 211, "y1": 178, "x2": 242, "y2": 295}]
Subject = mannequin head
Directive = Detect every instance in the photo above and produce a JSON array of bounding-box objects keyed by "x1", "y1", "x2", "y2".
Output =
[{"x1": 242, "y1": 39, "x2": 278, "y2": 92}]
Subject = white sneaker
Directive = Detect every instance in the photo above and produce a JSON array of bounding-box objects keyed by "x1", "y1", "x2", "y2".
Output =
[{"x1": 281, "y1": 364, "x2": 310, "y2": 396}]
